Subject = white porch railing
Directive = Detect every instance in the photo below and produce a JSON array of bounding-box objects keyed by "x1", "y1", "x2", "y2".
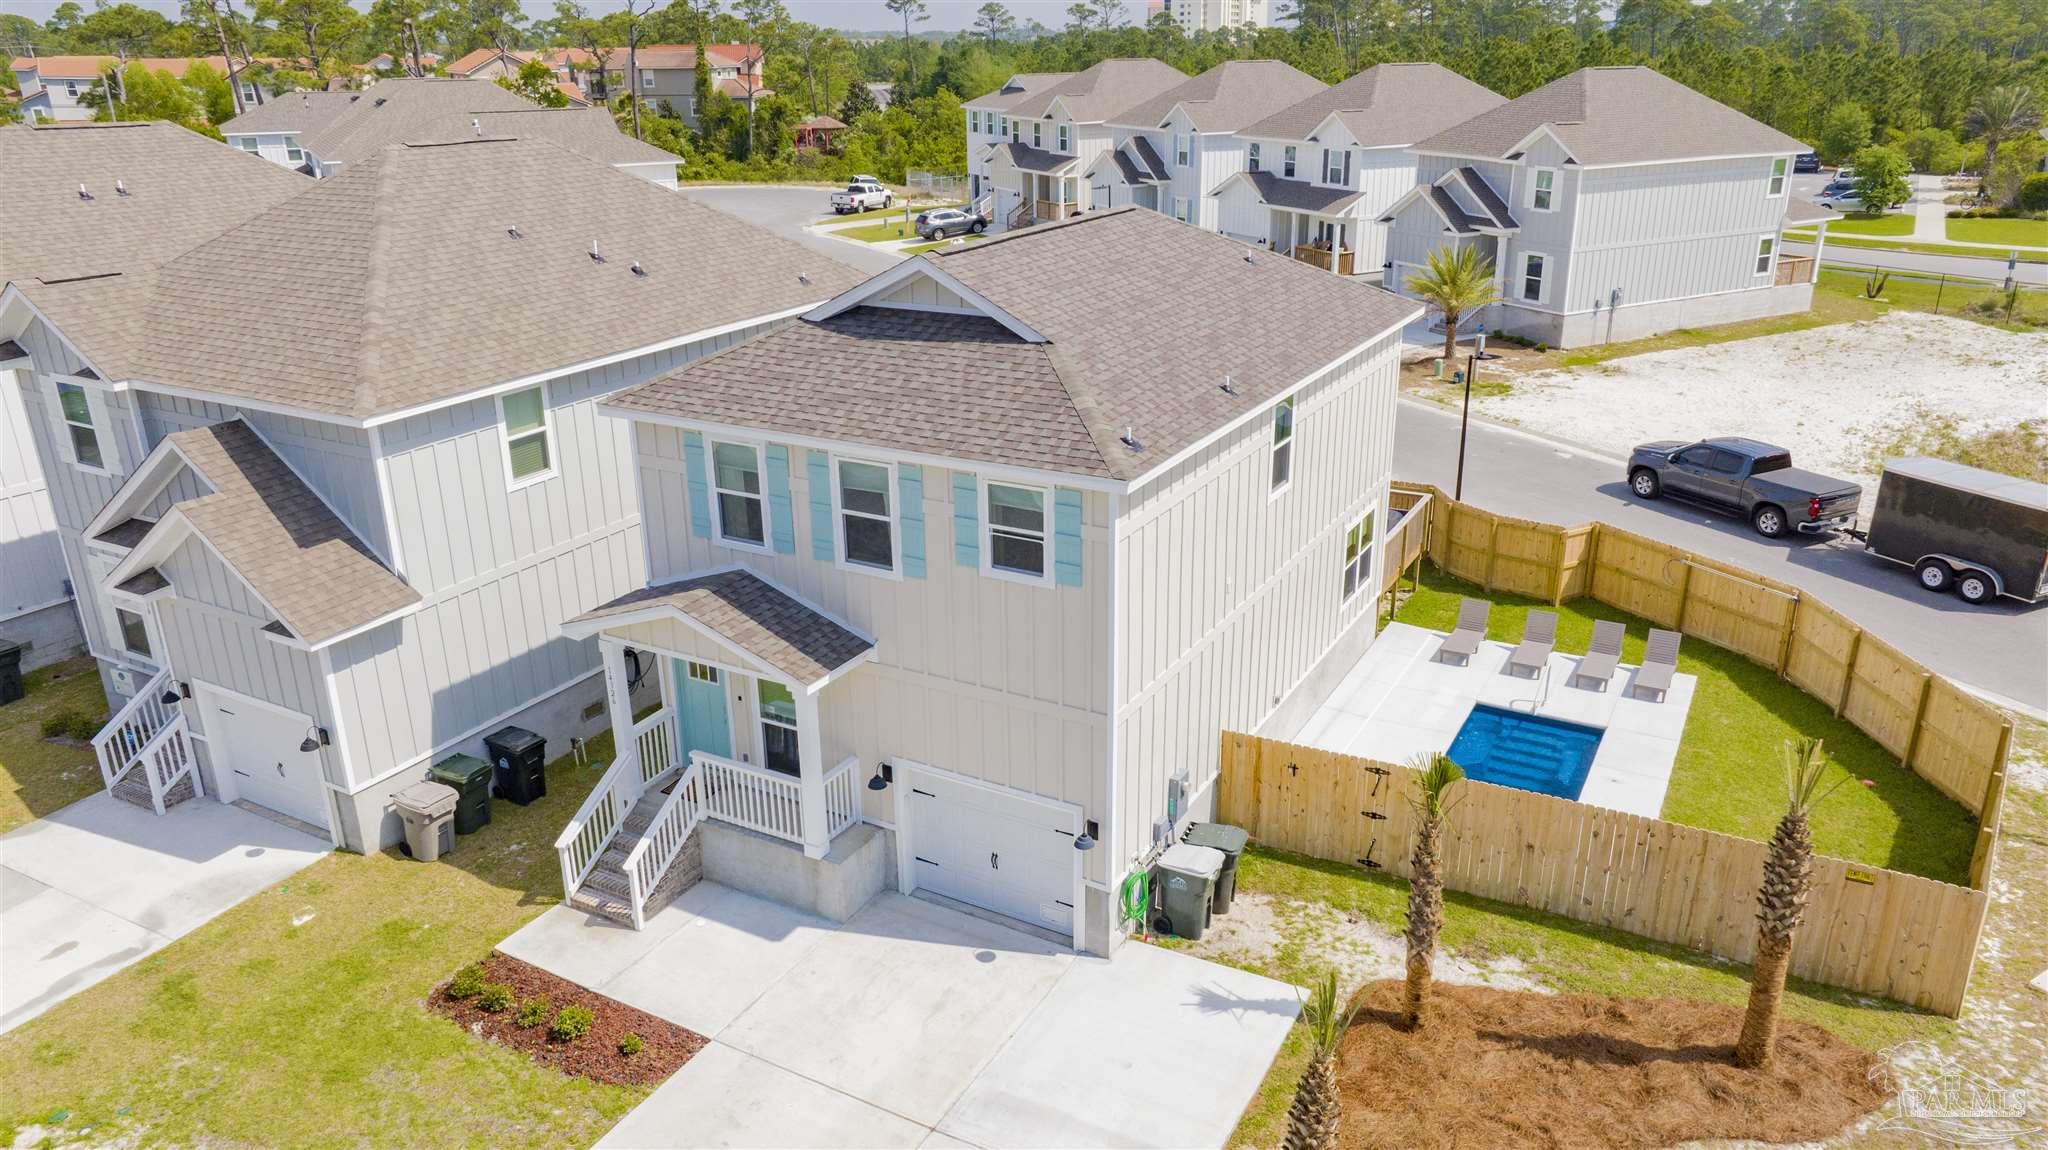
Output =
[
  {"x1": 94, "y1": 667, "x2": 177, "y2": 790},
  {"x1": 622, "y1": 757, "x2": 706, "y2": 929},
  {"x1": 824, "y1": 755, "x2": 862, "y2": 840},
  {"x1": 693, "y1": 750, "x2": 804, "y2": 844},
  {"x1": 554, "y1": 744, "x2": 643, "y2": 900},
  {"x1": 632, "y1": 707, "x2": 675, "y2": 784}
]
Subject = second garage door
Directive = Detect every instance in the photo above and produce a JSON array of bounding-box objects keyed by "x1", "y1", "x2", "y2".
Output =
[
  {"x1": 202, "y1": 688, "x2": 331, "y2": 830},
  {"x1": 906, "y1": 767, "x2": 1077, "y2": 937}
]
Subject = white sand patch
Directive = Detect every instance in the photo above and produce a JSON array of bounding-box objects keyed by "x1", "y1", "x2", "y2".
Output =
[{"x1": 1477, "y1": 312, "x2": 2048, "y2": 509}]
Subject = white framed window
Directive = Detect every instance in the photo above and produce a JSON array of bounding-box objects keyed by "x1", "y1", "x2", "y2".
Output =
[
  {"x1": 710, "y1": 441, "x2": 768, "y2": 549},
  {"x1": 755, "y1": 678, "x2": 800, "y2": 776},
  {"x1": 284, "y1": 138, "x2": 303, "y2": 163},
  {"x1": 240, "y1": 81, "x2": 258, "y2": 103},
  {"x1": 834, "y1": 457, "x2": 897, "y2": 574},
  {"x1": 1324, "y1": 148, "x2": 1344, "y2": 184},
  {"x1": 969, "y1": 109, "x2": 980, "y2": 133},
  {"x1": 234, "y1": 136, "x2": 259, "y2": 153},
  {"x1": 1057, "y1": 122, "x2": 1069, "y2": 152},
  {"x1": 982, "y1": 481, "x2": 1050, "y2": 583},
  {"x1": 1519, "y1": 251, "x2": 1547, "y2": 303},
  {"x1": 1173, "y1": 195, "x2": 1192, "y2": 223},
  {"x1": 1766, "y1": 156, "x2": 1787, "y2": 197},
  {"x1": 1269, "y1": 393, "x2": 1296, "y2": 494},
  {"x1": 1340, "y1": 509, "x2": 1375, "y2": 602},
  {"x1": 1247, "y1": 142, "x2": 1260, "y2": 172},
  {"x1": 1283, "y1": 145, "x2": 1296, "y2": 178},
  {"x1": 55, "y1": 381, "x2": 107, "y2": 472},
  {"x1": 641, "y1": 72, "x2": 655, "y2": 89},
  {"x1": 65, "y1": 80, "x2": 78, "y2": 97},
  {"x1": 685, "y1": 660, "x2": 719, "y2": 683},
  {"x1": 1032, "y1": 121, "x2": 1041, "y2": 148},
  {"x1": 1754, "y1": 235, "x2": 1776, "y2": 275},
  {"x1": 1174, "y1": 133, "x2": 1189, "y2": 166},
  {"x1": 498, "y1": 384, "x2": 554, "y2": 488},
  {"x1": 1530, "y1": 167, "x2": 1557, "y2": 211},
  {"x1": 999, "y1": 115, "x2": 1008, "y2": 136},
  {"x1": 115, "y1": 606, "x2": 154, "y2": 660}
]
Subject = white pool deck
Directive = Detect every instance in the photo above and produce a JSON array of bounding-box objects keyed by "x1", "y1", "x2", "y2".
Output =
[{"x1": 1291, "y1": 622, "x2": 1697, "y2": 817}]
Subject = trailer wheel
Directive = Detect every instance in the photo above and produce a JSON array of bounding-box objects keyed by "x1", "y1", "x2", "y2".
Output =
[
  {"x1": 1629, "y1": 469, "x2": 1661, "y2": 499},
  {"x1": 1752, "y1": 504, "x2": 1787, "y2": 538},
  {"x1": 1915, "y1": 559, "x2": 1952, "y2": 592},
  {"x1": 1955, "y1": 570, "x2": 1994, "y2": 605}
]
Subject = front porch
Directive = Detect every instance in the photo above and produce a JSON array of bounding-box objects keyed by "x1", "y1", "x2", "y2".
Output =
[{"x1": 1271, "y1": 208, "x2": 1362, "y2": 275}]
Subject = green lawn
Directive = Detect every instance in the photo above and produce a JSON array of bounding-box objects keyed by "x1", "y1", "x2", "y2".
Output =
[
  {"x1": 1788, "y1": 231, "x2": 2048, "y2": 263},
  {"x1": 816, "y1": 200, "x2": 960, "y2": 226},
  {"x1": 900, "y1": 234, "x2": 988, "y2": 256},
  {"x1": 1817, "y1": 267, "x2": 2048, "y2": 330},
  {"x1": 829, "y1": 216, "x2": 935, "y2": 244},
  {"x1": 1791, "y1": 211, "x2": 1914, "y2": 237},
  {"x1": 1945, "y1": 216, "x2": 2048, "y2": 247},
  {"x1": 1555, "y1": 287, "x2": 1880, "y2": 368},
  {"x1": 0, "y1": 656, "x2": 111, "y2": 834},
  {"x1": 1390, "y1": 564, "x2": 1978, "y2": 884},
  {"x1": 0, "y1": 733, "x2": 645, "y2": 1148}
]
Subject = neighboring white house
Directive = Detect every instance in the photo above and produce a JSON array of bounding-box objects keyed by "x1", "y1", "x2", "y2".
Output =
[
  {"x1": 1379, "y1": 66, "x2": 1833, "y2": 347},
  {"x1": 1092, "y1": 59, "x2": 1325, "y2": 233},
  {"x1": 1211, "y1": 63, "x2": 1505, "y2": 280},
  {"x1": 0, "y1": 337, "x2": 78, "y2": 668},
  {"x1": 10, "y1": 55, "x2": 262, "y2": 123},
  {"x1": 1, "y1": 121, "x2": 861, "y2": 851},
  {"x1": 219, "y1": 89, "x2": 356, "y2": 171},
  {"x1": 552, "y1": 207, "x2": 1420, "y2": 955},
  {"x1": 972, "y1": 58, "x2": 1186, "y2": 229},
  {"x1": 964, "y1": 70, "x2": 1072, "y2": 208}
]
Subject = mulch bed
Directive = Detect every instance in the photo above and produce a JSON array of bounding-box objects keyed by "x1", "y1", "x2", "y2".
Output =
[
  {"x1": 1338, "y1": 980, "x2": 1894, "y2": 1150},
  {"x1": 429, "y1": 953, "x2": 706, "y2": 1087}
]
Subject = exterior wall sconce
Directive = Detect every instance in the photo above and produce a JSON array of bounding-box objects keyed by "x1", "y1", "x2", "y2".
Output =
[
  {"x1": 299, "y1": 725, "x2": 329, "y2": 754},
  {"x1": 1074, "y1": 819, "x2": 1098, "y2": 851},
  {"x1": 867, "y1": 761, "x2": 894, "y2": 792}
]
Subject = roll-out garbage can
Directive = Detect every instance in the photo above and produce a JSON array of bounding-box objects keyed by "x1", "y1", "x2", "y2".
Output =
[
  {"x1": 1154, "y1": 843, "x2": 1226, "y2": 942},
  {"x1": 428, "y1": 754, "x2": 493, "y2": 834},
  {"x1": 0, "y1": 640, "x2": 22, "y2": 706},
  {"x1": 484, "y1": 725, "x2": 547, "y2": 805},
  {"x1": 1184, "y1": 822, "x2": 1250, "y2": 914},
  {"x1": 393, "y1": 780, "x2": 458, "y2": 862}
]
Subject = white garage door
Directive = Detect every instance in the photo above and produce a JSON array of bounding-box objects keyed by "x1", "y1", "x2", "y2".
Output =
[
  {"x1": 907, "y1": 768, "x2": 1077, "y2": 936},
  {"x1": 203, "y1": 689, "x2": 330, "y2": 829}
]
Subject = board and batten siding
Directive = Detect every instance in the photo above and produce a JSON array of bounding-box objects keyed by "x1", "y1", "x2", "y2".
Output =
[
  {"x1": 1112, "y1": 330, "x2": 1400, "y2": 879},
  {"x1": 324, "y1": 323, "x2": 780, "y2": 784},
  {"x1": 630, "y1": 422, "x2": 1115, "y2": 884},
  {"x1": 1566, "y1": 154, "x2": 1793, "y2": 312},
  {"x1": 0, "y1": 366, "x2": 68, "y2": 620},
  {"x1": 1193, "y1": 132, "x2": 1246, "y2": 231}
]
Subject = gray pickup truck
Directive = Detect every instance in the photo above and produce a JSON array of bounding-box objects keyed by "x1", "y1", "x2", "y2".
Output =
[{"x1": 1628, "y1": 437, "x2": 1862, "y2": 538}]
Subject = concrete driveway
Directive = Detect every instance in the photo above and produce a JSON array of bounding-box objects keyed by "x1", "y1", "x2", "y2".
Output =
[
  {"x1": 0, "y1": 793, "x2": 330, "y2": 1033},
  {"x1": 503, "y1": 884, "x2": 1298, "y2": 1148}
]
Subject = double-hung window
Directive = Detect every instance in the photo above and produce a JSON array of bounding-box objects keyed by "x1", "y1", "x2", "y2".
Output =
[
  {"x1": 115, "y1": 606, "x2": 153, "y2": 660},
  {"x1": 1270, "y1": 394, "x2": 1296, "y2": 493},
  {"x1": 1057, "y1": 123, "x2": 1070, "y2": 152},
  {"x1": 756, "y1": 678, "x2": 800, "y2": 775},
  {"x1": 1340, "y1": 510, "x2": 1375, "y2": 601},
  {"x1": 1324, "y1": 148, "x2": 1345, "y2": 184},
  {"x1": 1754, "y1": 235, "x2": 1775, "y2": 275},
  {"x1": 1282, "y1": 145, "x2": 1296, "y2": 178},
  {"x1": 712, "y1": 442, "x2": 767, "y2": 547},
  {"x1": 234, "y1": 136, "x2": 259, "y2": 153},
  {"x1": 836, "y1": 459, "x2": 895, "y2": 572},
  {"x1": 56, "y1": 381, "x2": 104, "y2": 470},
  {"x1": 1766, "y1": 156, "x2": 1787, "y2": 197},
  {"x1": 641, "y1": 72, "x2": 654, "y2": 89},
  {"x1": 984, "y1": 482, "x2": 1049, "y2": 581},
  {"x1": 969, "y1": 109, "x2": 980, "y2": 133},
  {"x1": 1247, "y1": 142, "x2": 1261, "y2": 172},
  {"x1": 499, "y1": 385, "x2": 553, "y2": 486},
  {"x1": 1174, "y1": 133, "x2": 1189, "y2": 167},
  {"x1": 999, "y1": 115, "x2": 1008, "y2": 137},
  {"x1": 1520, "y1": 252, "x2": 1546, "y2": 302},
  {"x1": 1530, "y1": 167, "x2": 1556, "y2": 211},
  {"x1": 1032, "y1": 121, "x2": 1042, "y2": 148},
  {"x1": 284, "y1": 137, "x2": 304, "y2": 163}
]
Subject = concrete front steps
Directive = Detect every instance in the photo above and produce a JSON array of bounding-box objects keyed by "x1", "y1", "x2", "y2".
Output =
[{"x1": 568, "y1": 779, "x2": 704, "y2": 926}]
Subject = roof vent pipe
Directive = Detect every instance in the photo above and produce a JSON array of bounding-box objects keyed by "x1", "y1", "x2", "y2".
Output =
[
  {"x1": 1219, "y1": 375, "x2": 1237, "y2": 396},
  {"x1": 507, "y1": 225, "x2": 522, "y2": 239},
  {"x1": 78, "y1": 183, "x2": 93, "y2": 201},
  {"x1": 114, "y1": 178, "x2": 128, "y2": 196},
  {"x1": 472, "y1": 117, "x2": 481, "y2": 136},
  {"x1": 589, "y1": 240, "x2": 604, "y2": 263},
  {"x1": 1119, "y1": 425, "x2": 1141, "y2": 451},
  {"x1": 631, "y1": 261, "x2": 646, "y2": 277}
]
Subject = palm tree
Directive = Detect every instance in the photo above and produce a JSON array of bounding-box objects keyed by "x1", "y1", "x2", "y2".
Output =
[
  {"x1": 1964, "y1": 85, "x2": 2043, "y2": 205},
  {"x1": 1735, "y1": 737, "x2": 1846, "y2": 1069},
  {"x1": 1404, "y1": 246, "x2": 1501, "y2": 368},
  {"x1": 1284, "y1": 969, "x2": 1359, "y2": 1150},
  {"x1": 1403, "y1": 751, "x2": 1464, "y2": 1029}
]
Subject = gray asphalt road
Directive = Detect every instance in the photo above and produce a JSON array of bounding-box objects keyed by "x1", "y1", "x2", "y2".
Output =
[
  {"x1": 677, "y1": 184, "x2": 905, "y2": 276},
  {"x1": 1393, "y1": 400, "x2": 2048, "y2": 716},
  {"x1": 1784, "y1": 240, "x2": 2048, "y2": 286}
]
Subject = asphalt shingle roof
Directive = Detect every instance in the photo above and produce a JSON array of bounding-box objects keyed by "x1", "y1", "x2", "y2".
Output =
[
  {"x1": 297, "y1": 77, "x2": 535, "y2": 164},
  {"x1": 1424, "y1": 185, "x2": 1481, "y2": 233},
  {"x1": 571, "y1": 570, "x2": 872, "y2": 685},
  {"x1": 1004, "y1": 58, "x2": 1187, "y2": 122},
  {"x1": 1453, "y1": 167, "x2": 1518, "y2": 228},
  {"x1": 999, "y1": 140, "x2": 1079, "y2": 174},
  {"x1": 1110, "y1": 60, "x2": 1325, "y2": 133},
  {"x1": 1412, "y1": 66, "x2": 1808, "y2": 166},
  {"x1": 1226, "y1": 170, "x2": 1365, "y2": 214},
  {"x1": 1129, "y1": 136, "x2": 1170, "y2": 180},
  {"x1": 1239, "y1": 63, "x2": 1504, "y2": 147},
  {"x1": 964, "y1": 72, "x2": 1074, "y2": 112},
  {"x1": 219, "y1": 89, "x2": 358, "y2": 136},
  {"x1": 456, "y1": 107, "x2": 679, "y2": 166}
]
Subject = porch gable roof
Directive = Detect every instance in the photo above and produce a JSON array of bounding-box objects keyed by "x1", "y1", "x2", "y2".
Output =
[{"x1": 565, "y1": 570, "x2": 874, "y2": 690}]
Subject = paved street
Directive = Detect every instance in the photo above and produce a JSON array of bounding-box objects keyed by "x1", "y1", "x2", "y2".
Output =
[
  {"x1": 678, "y1": 184, "x2": 905, "y2": 276},
  {"x1": 1783, "y1": 239, "x2": 2048, "y2": 286},
  {"x1": 1393, "y1": 400, "x2": 2048, "y2": 716}
]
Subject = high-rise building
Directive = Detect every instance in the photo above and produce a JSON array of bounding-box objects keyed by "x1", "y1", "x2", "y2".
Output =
[{"x1": 1165, "y1": 0, "x2": 1272, "y2": 33}]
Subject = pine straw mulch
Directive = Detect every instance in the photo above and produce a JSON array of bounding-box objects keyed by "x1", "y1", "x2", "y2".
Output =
[
  {"x1": 1337, "y1": 980, "x2": 1895, "y2": 1150},
  {"x1": 429, "y1": 953, "x2": 706, "y2": 1087}
]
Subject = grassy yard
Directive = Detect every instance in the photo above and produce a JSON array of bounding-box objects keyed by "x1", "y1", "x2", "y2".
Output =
[
  {"x1": 0, "y1": 657, "x2": 110, "y2": 835},
  {"x1": 901, "y1": 234, "x2": 988, "y2": 256},
  {"x1": 1793, "y1": 231, "x2": 2048, "y2": 263},
  {"x1": 1391, "y1": 564, "x2": 1978, "y2": 884},
  {"x1": 0, "y1": 734, "x2": 645, "y2": 1148},
  {"x1": 1945, "y1": 216, "x2": 2048, "y2": 247},
  {"x1": 815, "y1": 200, "x2": 959, "y2": 225},
  {"x1": 1554, "y1": 287, "x2": 1879, "y2": 367},
  {"x1": 1817, "y1": 267, "x2": 2048, "y2": 330},
  {"x1": 1791, "y1": 211, "x2": 1915, "y2": 237},
  {"x1": 828, "y1": 216, "x2": 937, "y2": 244}
]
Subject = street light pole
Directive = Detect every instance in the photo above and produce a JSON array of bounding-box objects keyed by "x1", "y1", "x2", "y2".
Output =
[{"x1": 1454, "y1": 332, "x2": 1483, "y2": 502}]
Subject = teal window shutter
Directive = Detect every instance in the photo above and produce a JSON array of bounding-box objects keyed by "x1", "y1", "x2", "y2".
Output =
[
  {"x1": 1054, "y1": 488, "x2": 1084, "y2": 587},
  {"x1": 682, "y1": 431, "x2": 712, "y2": 538},
  {"x1": 898, "y1": 464, "x2": 926, "y2": 578},
  {"x1": 806, "y1": 449, "x2": 834, "y2": 561},
  {"x1": 951, "y1": 471, "x2": 979, "y2": 567},
  {"x1": 765, "y1": 445, "x2": 796, "y2": 555}
]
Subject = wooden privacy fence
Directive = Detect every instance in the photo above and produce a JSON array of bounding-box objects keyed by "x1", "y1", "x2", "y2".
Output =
[
  {"x1": 1393, "y1": 482, "x2": 2011, "y2": 887},
  {"x1": 1219, "y1": 733, "x2": 1990, "y2": 1016}
]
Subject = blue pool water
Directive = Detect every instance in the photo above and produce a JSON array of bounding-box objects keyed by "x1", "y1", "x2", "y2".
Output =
[{"x1": 1444, "y1": 705, "x2": 1604, "y2": 800}]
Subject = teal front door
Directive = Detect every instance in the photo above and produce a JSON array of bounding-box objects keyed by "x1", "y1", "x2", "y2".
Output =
[{"x1": 674, "y1": 659, "x2": 733, "y2": 762}]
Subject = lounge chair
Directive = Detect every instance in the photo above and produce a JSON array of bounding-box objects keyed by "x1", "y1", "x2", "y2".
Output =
[
  {"x1": 1570, "y1": 619, "x2": 1626, "y2": 690},
  {"x1": 1507, "y1": 610, "x2": 1557, "y2": 678},
  {"x1": 1631, "y1": 628, "x2": 1682, "y2": 701},
  {"x1": 1434, "y1": 597, "x2": 1489, "y2": 665}
]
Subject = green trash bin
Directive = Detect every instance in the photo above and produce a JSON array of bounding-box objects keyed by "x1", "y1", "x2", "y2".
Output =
[
  {"x1": 428, "y1": 754, "x2": 493, "y2": 834},
  {"x1": 1153, "y1": 843, "x2": 1225, "y2": 942},
  {"x1": 1184, "y1": 822, "x2": 1250, "y2": 915}
]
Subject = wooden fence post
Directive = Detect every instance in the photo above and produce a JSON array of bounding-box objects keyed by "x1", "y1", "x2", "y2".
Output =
[
  {"x1": 1901, "y1": 672, "x2": 1933, "y2": 769},
  {"x1": 1673, "y1": 557, "x2": 1694, "y2": 631},
  {"x1": 1482, "y1": 515, "x2": 1499, "y2": 592},
  {"x1": 1551, "y1": 528, "x2": 1568, "y2": 606},
  {"x1": 1775, "y1": 594, "x2": 1801, "y2": 677},
  {"x1": 1969, "y1": 766, "x2": 2005, "y2": 889},
  {"x1": 1835, "y1": 627, "x2": 1862, "y2": 716}
]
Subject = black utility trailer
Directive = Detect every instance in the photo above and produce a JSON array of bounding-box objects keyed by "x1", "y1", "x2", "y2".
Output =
[{"x1": 1864, "y1": 457, "x2": 2048, "y2": 605}]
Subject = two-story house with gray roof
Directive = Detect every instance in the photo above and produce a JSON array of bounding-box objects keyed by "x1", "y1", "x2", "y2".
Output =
[
  {"x1": 548, "y1": 208, "x2": 1420, "y2": 954},
  {"x1": 971, "y1": 58, "x2": 1187, "y2": 229},
  {"x1": 1, "y1": 121, "x2": 860, "y2": 850},
  {"x1": 1209, "y1": 63, "x2": 1504, "y2": 279},
  {"x1": 1378, "y1": 66, "x2": 1834, "y2": 347},
  {"x1": 964, "y1": 71, "x2": 1073, "y2": 209}
]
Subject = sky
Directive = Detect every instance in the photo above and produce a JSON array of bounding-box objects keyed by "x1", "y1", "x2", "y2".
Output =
[{"x1": 0, "y1": 0, "x2": 1146, "y2": 35}]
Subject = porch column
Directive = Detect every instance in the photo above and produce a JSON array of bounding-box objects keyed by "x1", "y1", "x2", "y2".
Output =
[
  {"x1": 1810, "y1": 220, "x2": 1828, "y2": 283},
  {"x1": 795, "y1": 690, "x2": 829, "y2": 858},
  {"x1": 600, "y1": 636, "x2": 634, "y2": 766}
]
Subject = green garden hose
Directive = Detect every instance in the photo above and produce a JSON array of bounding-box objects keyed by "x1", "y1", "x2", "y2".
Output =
[{"x1": 1117, "y1": 871, "x2": 1151, "y2": 937}]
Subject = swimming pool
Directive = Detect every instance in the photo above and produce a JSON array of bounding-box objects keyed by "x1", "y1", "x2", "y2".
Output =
[{"x1": 1444, "y1": 704, "x2": 1604, "y2": 800}]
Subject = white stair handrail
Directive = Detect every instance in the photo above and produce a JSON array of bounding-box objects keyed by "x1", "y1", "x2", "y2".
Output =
[
  {"x1": 823, "y1": 754, "x2": 862, "y2": 840},
  {"x1": 554, "y1": 745, "x2": 642, "y2": 902},
  {"x1": 93, "y1": 667, "x2": 175, "y2": 789},
  {"x1": 622, "y1": 758, "x2": 705, "y2": 929},
  {"x1": 132, "y1": 715, "x2": 195, "y2": 815}
]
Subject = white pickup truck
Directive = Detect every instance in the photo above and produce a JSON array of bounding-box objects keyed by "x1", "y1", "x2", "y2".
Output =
[{"x1": 830, "y1": 180, "x2": 893, "y2": 214}]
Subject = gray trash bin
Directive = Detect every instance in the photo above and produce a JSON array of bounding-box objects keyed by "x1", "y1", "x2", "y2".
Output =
[
  {"x1": 1154, "y1": 843, "x2": 1225, "y2": 941},
  {"x1": 1184, "y1": 823, "x2": 1250, "y2": 915},
  {"x1": 393, "y1": 780, "x2": 458, "y2": 862}
]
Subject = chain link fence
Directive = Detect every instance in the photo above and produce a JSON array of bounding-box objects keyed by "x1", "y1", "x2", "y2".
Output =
[{"x1": 903, "y1": 170, "x2": 966, "y2": 202}]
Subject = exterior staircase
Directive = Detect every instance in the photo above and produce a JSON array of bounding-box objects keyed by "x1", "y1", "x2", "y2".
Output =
[
  {"x1": 94, "y1": 668, "x2": 202, "y2": 815},
  {"x1": 566, "y1": 775, "x2": 704, "y2": 926}
]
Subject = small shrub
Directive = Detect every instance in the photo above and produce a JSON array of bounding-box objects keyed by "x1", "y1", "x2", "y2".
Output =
[
  {"x1": 619, "y1": 1033, "x2": 644, "y2": 1056},
  {"x1": 2020, "y1": 173, "x2": 2048, "y2": 213},
  {"x1": 447, "y1": 963, "x2": 488, "y2": 1000},
  {"x1": 1863, "y1": 268, "x2": 1890, "y2": 299},
  {"x1": 40, "y1": 709, "x2": 102, "y2": 740},
  {"x1": 65, "y1": 712, "x2": 104, "y2": 740},
  {"x1": 515, "y1": 995, "x2": 552, "y2": 1028},
  {"x1": 39, "y1": 711, "x2": 76, "y2": 738},
  {"x1": 550, "y1": 1004, "x2": 595, "y2": 1042},
  {"x1": 477, "y1": 983, "x2": 514, "y2": 1013}
]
